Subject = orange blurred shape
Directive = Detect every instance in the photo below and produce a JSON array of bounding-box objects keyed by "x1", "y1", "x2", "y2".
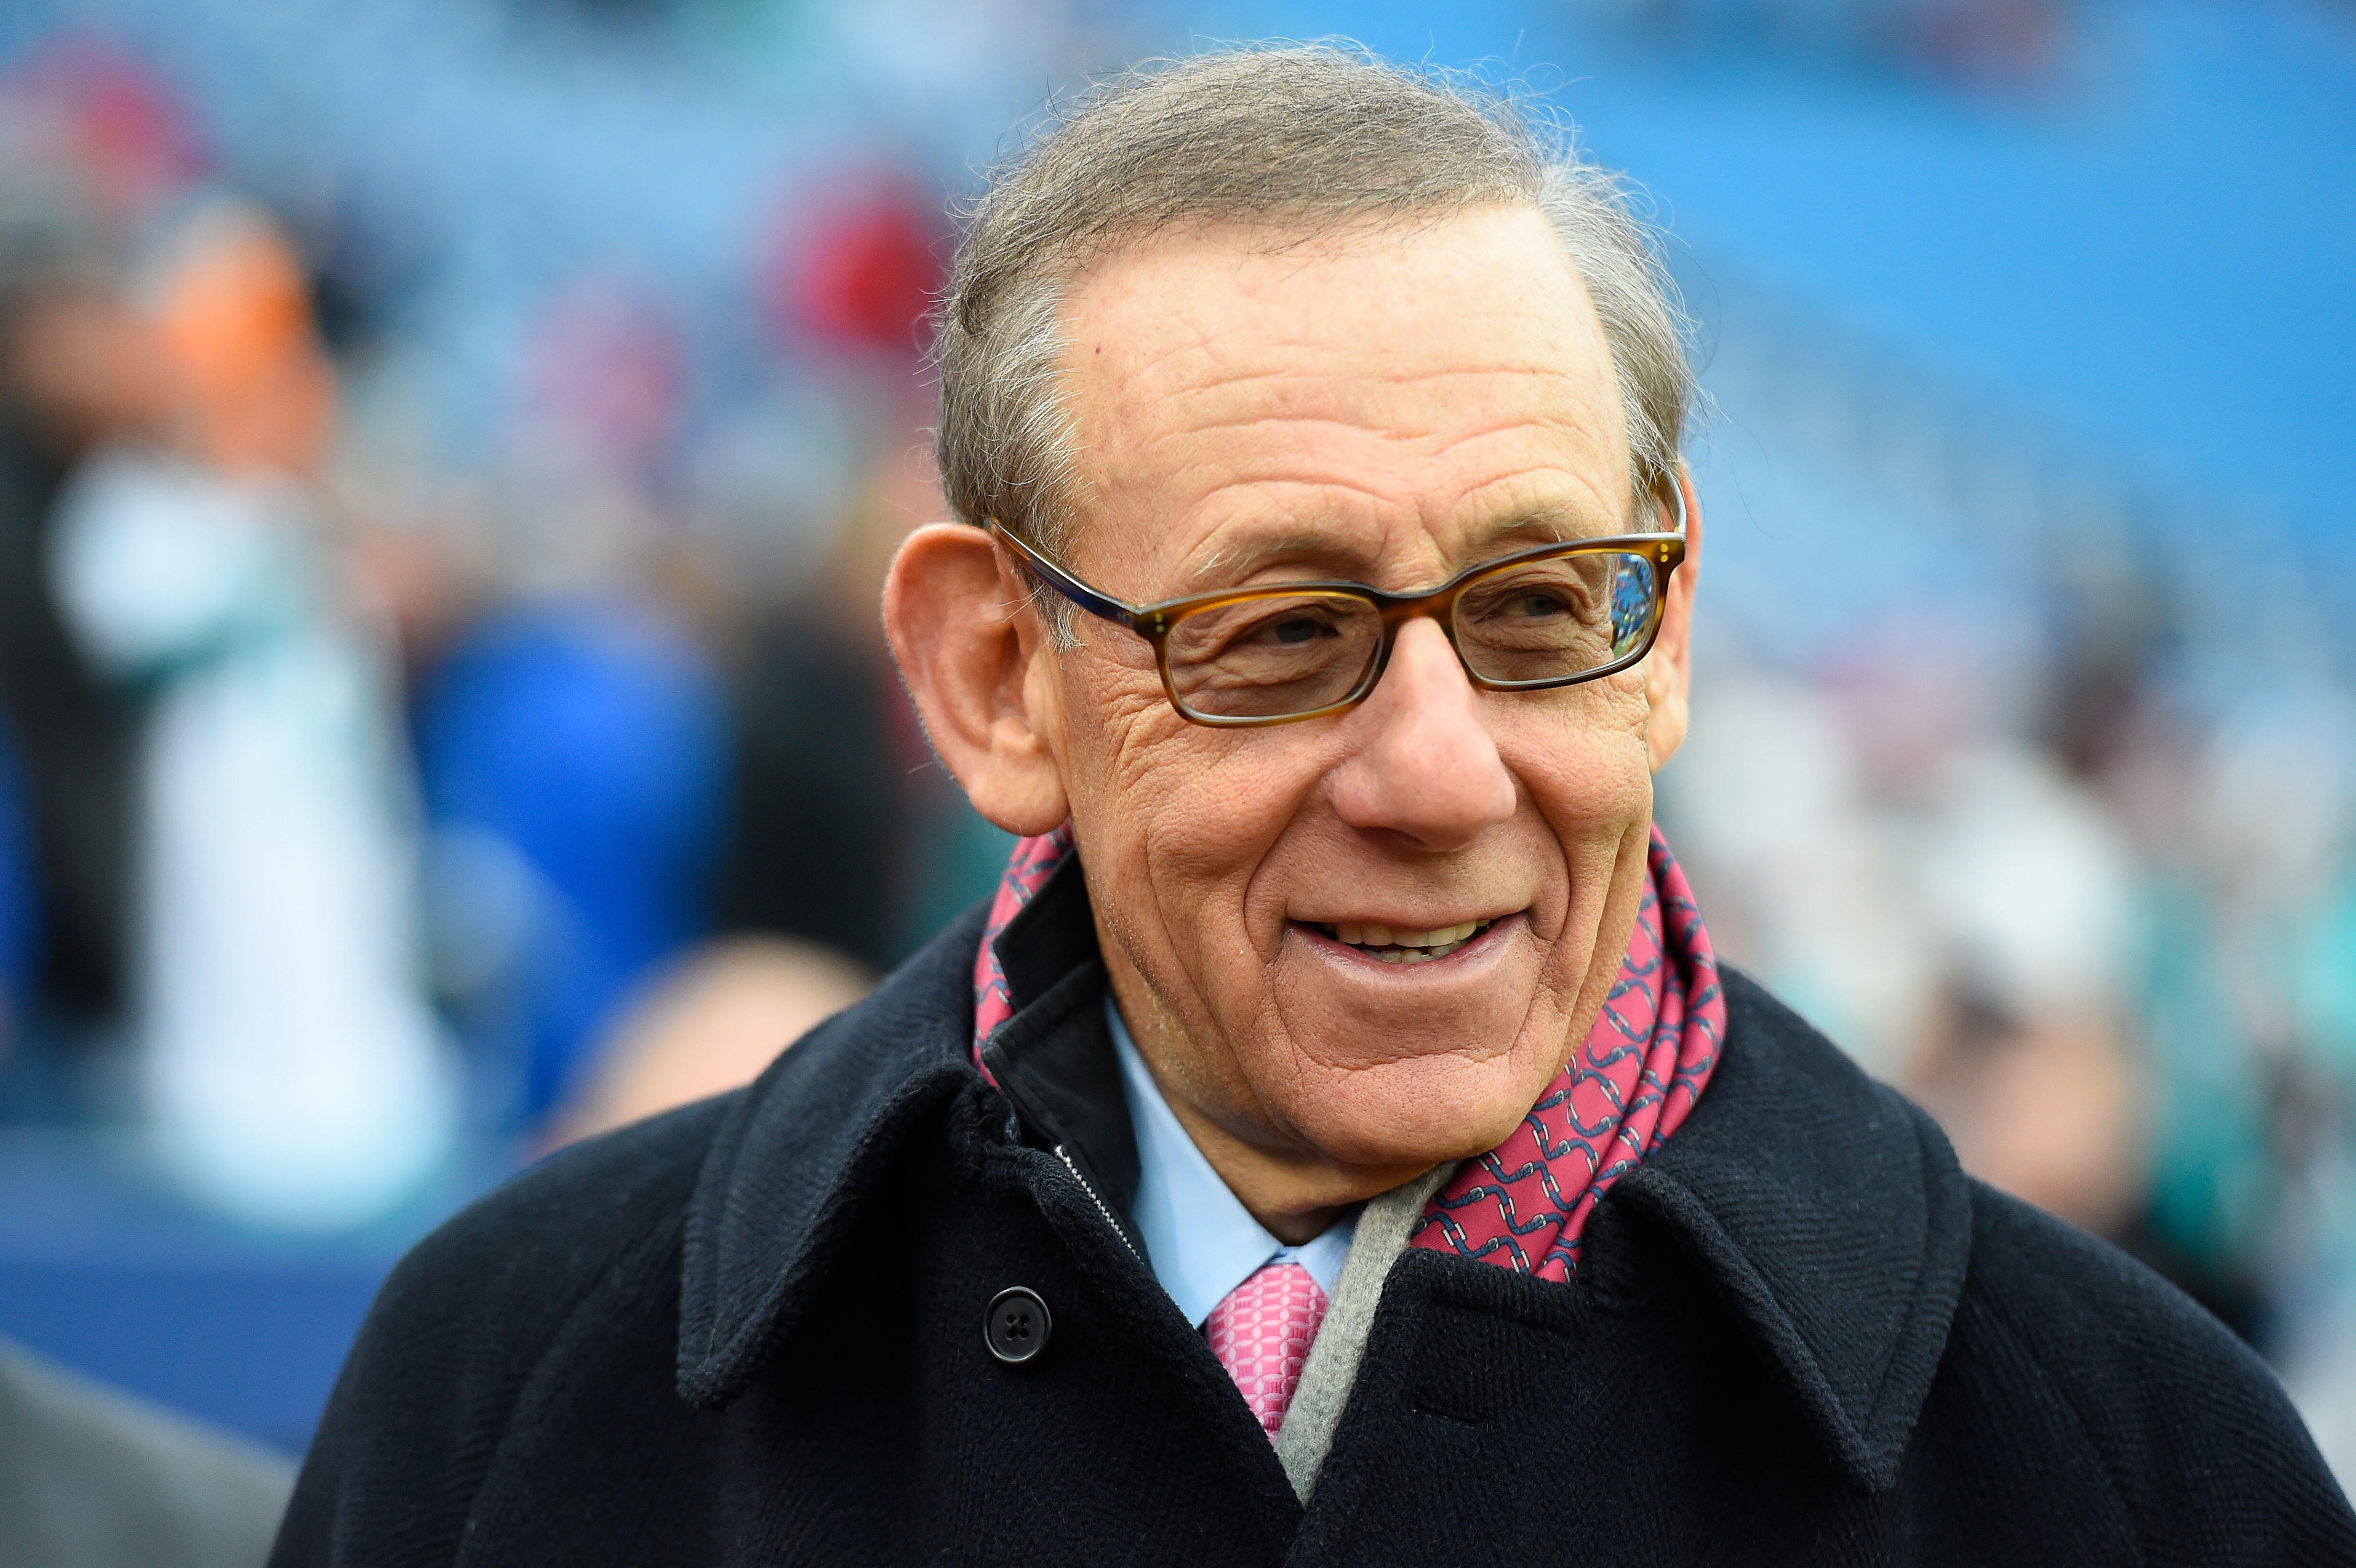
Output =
[{"x1": 150, "y1": 208, "x2": 335, "y2": 475}]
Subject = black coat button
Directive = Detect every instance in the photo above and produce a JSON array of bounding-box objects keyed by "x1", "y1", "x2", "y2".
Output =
[{"x1": 984, "y1": 1286, "x2": 1052, "y2": 1364}]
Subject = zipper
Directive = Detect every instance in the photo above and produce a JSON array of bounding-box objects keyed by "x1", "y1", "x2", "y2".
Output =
[{"x1": 1054, "y1": 1143, "x2": 1142, "y2": 1261}]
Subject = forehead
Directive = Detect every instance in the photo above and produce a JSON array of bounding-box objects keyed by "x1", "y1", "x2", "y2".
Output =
[{"x1": 1055, "y1": 204, "x2": 1632, "y2": 590}]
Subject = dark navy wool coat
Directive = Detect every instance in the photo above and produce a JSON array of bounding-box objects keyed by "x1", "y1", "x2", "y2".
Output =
[{"x1": 272, "y1": 883, "x2": 2356, "y2": 1566}]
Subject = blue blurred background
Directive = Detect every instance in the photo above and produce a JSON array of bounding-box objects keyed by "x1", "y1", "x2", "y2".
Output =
[{"x1": 0, "y1": 0, "x2": 2349, "y2": 1480}]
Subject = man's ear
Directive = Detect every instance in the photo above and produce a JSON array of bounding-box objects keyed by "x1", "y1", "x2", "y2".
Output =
[
  {"x1": 883, "y1": 523, "x2": 1071, "y2": 836},
  {"x1": 1642, "y1": 469, "x2": 1701, "y2": 773}
]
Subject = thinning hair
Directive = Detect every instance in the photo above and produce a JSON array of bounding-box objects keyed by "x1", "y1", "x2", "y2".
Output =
[{"x1": 933, "y1": 44, "x2": 1696, "y2": 635}]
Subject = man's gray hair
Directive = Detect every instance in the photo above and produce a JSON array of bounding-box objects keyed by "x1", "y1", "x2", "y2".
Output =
[{"x1": 933, "y1": 44, "x2": 1695, "y2": 615}]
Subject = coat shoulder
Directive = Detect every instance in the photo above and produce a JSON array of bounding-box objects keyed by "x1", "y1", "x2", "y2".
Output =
[
  {"x1": 388, "y1": 1091, "x2": 726, "y2": 1347},
  {"x1": 273, "y1": 915, "x2": 990, "y2": 1567},
  {"x1": 1957, "y1": 1181, "x2": 2356, "y2": 1563},
  {"x1": 271, "y1": 1095, "x2": 732, "y2": 1567}
]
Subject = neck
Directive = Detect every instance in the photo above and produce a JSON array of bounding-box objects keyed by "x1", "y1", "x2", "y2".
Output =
[
  {"x1": 1160, "y1": 1090, "x2": 1431, "y2": 1244},
  {"x1": 1102, "y1": 963, "x2": 1431, "y2": 1243}
]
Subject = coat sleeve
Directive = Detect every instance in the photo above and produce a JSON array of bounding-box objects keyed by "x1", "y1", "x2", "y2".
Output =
[
  {"x1": 269, "y1": 1101, "x2": 723, "y2": 1567},
  {"x1": 1966, "y1": 1184, "x2": 2356, "y2": 1568}
]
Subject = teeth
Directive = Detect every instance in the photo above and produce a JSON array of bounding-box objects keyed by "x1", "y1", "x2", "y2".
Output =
[
  {"x1": 1322, "y1": 917, "x2": 1494, "y2": 957},
  {"x1": 1388, "y1": 921, "x2": 1477, "y2": 947}
]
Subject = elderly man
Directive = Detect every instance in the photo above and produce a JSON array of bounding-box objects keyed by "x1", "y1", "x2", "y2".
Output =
[{"x1": 273, "y1": 48, "x2": 2353, "y2": 1567}]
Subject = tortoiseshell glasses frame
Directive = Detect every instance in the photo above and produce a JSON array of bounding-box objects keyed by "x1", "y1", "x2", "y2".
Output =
[{"x1": 987, "y1": 474, "x2": 1689, "y2": 729}]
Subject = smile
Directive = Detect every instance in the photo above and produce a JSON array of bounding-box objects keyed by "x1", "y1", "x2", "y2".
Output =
[{"x1": 1311, "y1": 917, "x2": 1498, "y2": 965}]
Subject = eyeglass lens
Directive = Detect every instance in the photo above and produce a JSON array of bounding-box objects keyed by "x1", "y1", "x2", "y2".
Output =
[
  {"x1": 1160, "y1": 551, "x2": 1662, "y2": 721},
  {"x1": 1165, "y1": 590, "x2": 1383, "y2": 720},
  {"x1": 1452, "y1": 550, "x2": 1660, "y2": 684}
]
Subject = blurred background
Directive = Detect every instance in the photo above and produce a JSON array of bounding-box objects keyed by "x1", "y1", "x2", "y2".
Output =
[{"x1": 0, "y1": 0, "x2": 2348, "y2": 1490}]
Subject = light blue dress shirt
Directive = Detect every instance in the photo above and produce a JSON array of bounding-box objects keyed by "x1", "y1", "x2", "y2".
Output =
[{"x1": 1104, "y1": 995, "x2": 1356, "y2": 1327}]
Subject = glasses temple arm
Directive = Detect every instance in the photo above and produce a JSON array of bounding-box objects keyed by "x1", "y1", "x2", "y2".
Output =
[
  {"x1": 989, "y1": 522, "x2": 1148, "y2": 631},
  {"x1": 1657, "y1": 468, "x2": 1688, "y2": 534}
]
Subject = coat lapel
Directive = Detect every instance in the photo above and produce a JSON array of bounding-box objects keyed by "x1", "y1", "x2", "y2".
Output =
[{"x1": 675, "y1": 904, "x2": 988, "y2": 1410}]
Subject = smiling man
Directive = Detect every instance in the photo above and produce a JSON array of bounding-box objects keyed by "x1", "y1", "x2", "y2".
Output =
[{"x1": 273, "y1": 47, "x2": 2353, "y2": 1568}]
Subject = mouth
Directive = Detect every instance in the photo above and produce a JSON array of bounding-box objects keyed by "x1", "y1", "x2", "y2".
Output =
[{"x1": 1303, "y1": 916, "x2": 1504, "y2": 966}]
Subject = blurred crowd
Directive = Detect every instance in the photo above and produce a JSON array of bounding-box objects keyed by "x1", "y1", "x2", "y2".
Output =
[
  {"x1": 0, "y1": 32, "x2": 1002, "y2": 1234},
  {"x1": 0, "y1": 0, "x2": 2349, "y2": 1495}
]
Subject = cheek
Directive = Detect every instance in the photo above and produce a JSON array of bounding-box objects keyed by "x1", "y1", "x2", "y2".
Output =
[
  {"x1": 1512, "y1": 685, "x2": 1657, "y2": 828},
  {"x1": 1056, "y1": 657, "x2": 1309, "y2": 946},
  {"x1": 1062, "y1": 653, "x2": 1209, "y2": 813},
  {"x1": 1501, "y1": 691, "x2": 1656, "y2": 940}
]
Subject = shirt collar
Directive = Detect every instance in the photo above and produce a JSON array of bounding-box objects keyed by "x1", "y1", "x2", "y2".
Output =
[{"x1": 1104, "y1": 994, "x2": 1354, "y2": 1326}]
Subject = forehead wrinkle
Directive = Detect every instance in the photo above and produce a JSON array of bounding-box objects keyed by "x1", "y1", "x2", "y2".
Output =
[
  {"x1": 1099, "y1": 360, "x2": 1621, "y2": 509},
  {"x1": 1141, "y1": 412, "x2": 1477, "y2": 461},
  {"x1": 1178, "y1": 474, "x2": 1392, "y2": 554},
  {"x1": 1173, "y1": 484, "x2": 1620, "y2": 596},
  {"x1": 1077, "y1": 295, "x2": 1599, "y2": 406},
  {"x1": 1152, "y1": 392, "x2": 1621, "y2": 512},
  {"x1": 1411, "y1": 403, "x2": 1620, "y2": 470},
  {"x1": 1087, "y1": 403, "x2": 1626, "y2": 592},
  {"x1": 1139, "y1": 360, "x2": 1595, "y2": 439},
  {"x1": 1450, "y1": 471, "x2": 1631, "y2": 553},
  {"x1": 1124, "y1": 377, "x2": 1614, "y2": 485},
  {"x1": 1062, "y1": 211, "x2": 1636, "y2": 596}
]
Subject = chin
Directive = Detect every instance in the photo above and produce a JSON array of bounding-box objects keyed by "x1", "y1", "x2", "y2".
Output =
[{"x1": 1268, "y1": 1046, "x2": 1553, "y2": 1172}]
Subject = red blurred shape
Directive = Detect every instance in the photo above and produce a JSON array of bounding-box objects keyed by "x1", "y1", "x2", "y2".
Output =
[
  {"x1": 1, "y1": 31, "x2": 207, "y2": 227},
  {"x1": 768, "y1": 176, "x2": 942, "y2": 358},
  {"x1": 1892, "y1": 0, "x2": 2062, "y2": 90},
  {"x1": 522, "y1": 274, "x2": 686, "y2": 473}
]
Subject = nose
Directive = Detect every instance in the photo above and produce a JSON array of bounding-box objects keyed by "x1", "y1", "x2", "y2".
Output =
[{"x1": 1328, "y1": 618, "x2": 1517, "y2": 850}]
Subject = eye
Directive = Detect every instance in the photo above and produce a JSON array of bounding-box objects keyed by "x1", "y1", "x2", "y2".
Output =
[
  {"x1": 1501, "y1": 592, "x2": 1567, "y2": 619},
  {"x1": 1265, "y1": 616, "x2": 1334, "y2": 645}
]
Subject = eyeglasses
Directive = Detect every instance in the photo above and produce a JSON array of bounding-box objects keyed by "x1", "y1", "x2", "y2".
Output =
[{"x1": 988, "y1": 477, "x2": 1689, "y2": 728}]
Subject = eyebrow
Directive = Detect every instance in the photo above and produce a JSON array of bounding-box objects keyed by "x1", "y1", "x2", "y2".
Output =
[{"x1": 1177, "y1": 504, "x2": 1610, "y2": 594}]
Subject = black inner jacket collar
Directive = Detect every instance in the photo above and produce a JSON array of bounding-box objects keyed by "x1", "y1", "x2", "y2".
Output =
[
  {"x1": 677, "y1": 868, "x2": 1971, "y2": 1492},
  {"x1": 975, "y1": 855, "x2": 1143, "y2": 1241}
]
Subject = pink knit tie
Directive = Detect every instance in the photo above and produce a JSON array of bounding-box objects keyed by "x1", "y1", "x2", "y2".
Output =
[{"x1": 1204, "y1": 1261, "x2": 1330, "y2": 1438}]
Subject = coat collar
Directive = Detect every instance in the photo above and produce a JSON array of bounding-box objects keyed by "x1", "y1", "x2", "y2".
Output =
[
  {"x1": 675, "y1": 901, "x2": 989, "y2": 1409},
  {"x1": 676, "y1": 879, "x2": 1971, "y2": 1493}
]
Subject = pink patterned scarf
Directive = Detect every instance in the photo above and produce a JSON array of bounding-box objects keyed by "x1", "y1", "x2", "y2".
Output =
[{"x1": 971, "y1": 826, "x2": 1723, "y2": 1282}]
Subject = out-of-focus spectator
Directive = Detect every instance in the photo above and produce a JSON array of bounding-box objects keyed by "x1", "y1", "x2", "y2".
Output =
[
  {"x1": 410, "y1": 269, "x2": 729, "y2": 1130},
  {"x1": 719, "y1": 602, "x2": 905, "y2": 971},
  {"x1": 1903, "y1": 742, "x2": 2145, "y2": 1236},
  {"x1": 48, "y1": 197, "x2": 453, "y2": 1228},
  {"x1": 0, "y1": 719, "x2": 35, "y2": 1047},
  {"x1": 0, "y1": 1335, "x2": 289, "y2": 1568},
  {"x1": 0, "y1": 141, "x2": 157, "y2": 1032},
  {"x1": 718, "y1": 435, "x2": 972, "y2": 971},
  {"x1": 549, "y1": 934, "x2": 871, "y2": 1146},
  {"x1": 719, "y1": 173, "x2": 1011, "y2": 968},
  {"x1": 417, "y1": 600, "x2": 727, "y2": 1123},
  {"x1": 1657, "y1": 673, "x2": 1934, "y2": 1080},
  {"x1": 1663, "y1": 673, "x2": 2147, "y2": 1240}
]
